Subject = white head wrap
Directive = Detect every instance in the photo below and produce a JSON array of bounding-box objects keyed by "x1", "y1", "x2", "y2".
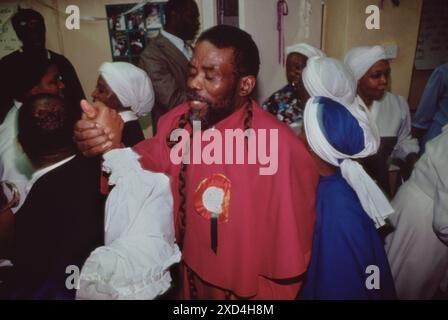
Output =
[
  {"x1": 304, "y1": 97, "x2": 393, "y2": 228},
  {"x1": 302, "y1": 56, "x2": 392, "y2": 228},
  {"x1": 303, "y1": 56, "x2": 380, "y2": 151},
  {"x1": 343, "y1": 45, "x2": 387, "y2": 81},
  {"x1": 285, "y1": 43, "x2": 326, "y2": 59},
  {"x1": 98, "y1": 62, "x2": 154, "y2": 117},
  {"x1": 303, "y1": 56, "x2": 357, "y2": 106}
]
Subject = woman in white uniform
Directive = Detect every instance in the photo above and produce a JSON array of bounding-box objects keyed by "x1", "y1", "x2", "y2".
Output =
[
  {"x1": 384, "y1": 125, "x2": 448, "y2": 299},
  {"x1": 344, "y1": 46, "x2": 419, "y2": 197}
]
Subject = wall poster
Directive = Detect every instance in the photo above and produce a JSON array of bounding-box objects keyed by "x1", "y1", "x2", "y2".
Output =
[{"x1": 106, "y1": 2, "x2": 167, "y2": 65}]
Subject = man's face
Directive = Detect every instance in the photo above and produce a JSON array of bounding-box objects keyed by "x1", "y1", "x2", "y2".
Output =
[
  {"x1": 187, "y1": 40, "x2": 240, "y2": 128},
  {"x1": 18, "y1": 18, "x2": 46, "y2": 50},
  {"x1": 91, "y1": 76, "x2": 122, "y2": 110},
  {"x1": 358, "y1": 60, "x2": 390, "y2": 102},
  {"x1": 286, "y1": 52, "x2": 307, "y2": 89},
  {"x1": 30, "y1": 64, "x2": 65, "y2": 98},
  {"x1": 177, "y1": 0, "x2": 200, "y2": 41}
]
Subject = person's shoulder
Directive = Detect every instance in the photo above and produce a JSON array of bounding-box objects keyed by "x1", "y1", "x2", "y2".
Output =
[
  {"x1": 252, "y1": 101, "x2": 315, "y2": 170},
  {"x1": 156, "y1": 103, "x2": 190, "y2": 134},
  {"x1": 381, "y1": 91, "x2": 408, "y2": 110},
  {"x1": 0, "y1": 50, "x2": 20, "y2": 60},
  {"x1": 0, "y1": 50, "x2": 21, "y2": 66},
  {"x1": 318, "y1": 175, "x2": 368, "y2": 222},
  {"x1": 161, "y1": 102, "x2": 189, "y2": 120},
  {"x1": 48, "y1": 50, "x2": 75, "y2": 67},
  {"x1": 264, "y1": 85, "x2": 290, "y2": 102},
  {"x1": 381, "y1": 91, "x2": 397, "y2": 102},
  {"x1": 41, "y1": 155, "x2": 100, "y2": 185},
  {"x1": 48, "y1": 50, "x2": 69, "y2": 62},
  {"x1": 140, "y1": 35, "x2": 166, "y2": 56},
  {"x1": 426, "y1": 127, "x2": 448, "y2": 161},
  {"x1": 437, "y1": 63, "x2": 448, "y2": 73},
  {"x1": 253, "y1": 102, "x2": 298, "y2": 138}
]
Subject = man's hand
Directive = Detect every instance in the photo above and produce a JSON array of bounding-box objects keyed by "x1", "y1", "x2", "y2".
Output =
[{"x1": 74, "y1": 100, "x2": 124, "y2": 157}]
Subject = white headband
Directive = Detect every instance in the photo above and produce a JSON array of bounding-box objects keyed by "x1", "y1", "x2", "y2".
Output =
[
  {"x1": 99, "y1": 62, "x2": 155, "y2": 117},
  {"x1": 286, "y1": 43, "x2": 326, "y2": 59},
  {"x1": 344, "y1": 45, "x2": 387, "y2": 81},
  {"x1": 303, "y1": 56, "x2": 356, "y2": 106}
]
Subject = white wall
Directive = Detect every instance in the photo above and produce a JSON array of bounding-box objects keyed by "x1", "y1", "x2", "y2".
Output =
[{"x1": 240, "y1": 0, "x2": 323, "y2": 102}]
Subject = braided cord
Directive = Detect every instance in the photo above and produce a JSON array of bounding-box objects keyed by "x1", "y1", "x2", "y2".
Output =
[{"x1": 165, "y1": 101, "x2": 254, "y2": 247}]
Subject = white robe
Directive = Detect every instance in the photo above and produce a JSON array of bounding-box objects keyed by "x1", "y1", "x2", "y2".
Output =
[
  {"x1": 357, "y1": 92, "x2": 419, "y2": 160},
  {"x1": 384, "y1": 126, "x2": 448, "y2": 299},
  {"x1": 76, "y1": 148, "x2": 181, "y2": 300}
]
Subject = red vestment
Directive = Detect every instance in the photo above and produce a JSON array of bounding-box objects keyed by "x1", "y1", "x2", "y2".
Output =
[{"x1": 134, "y1": 101, "x2": 318, "y2": 299}]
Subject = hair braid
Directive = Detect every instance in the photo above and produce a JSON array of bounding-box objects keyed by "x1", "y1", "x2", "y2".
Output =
[
  {"x1": 166, "y1": 112, "x2": 192, "y2": 248},
  {"x1": 165, "y1": 101, "x2": 253, "y2": 247},
  {"x1": 244, "y1": 100, "x2": 254, "y2": 147}
]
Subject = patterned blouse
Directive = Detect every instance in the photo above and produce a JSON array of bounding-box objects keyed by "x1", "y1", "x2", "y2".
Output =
[{"x1": 262, "y1": 84, "x2": 304, "y2": 127}]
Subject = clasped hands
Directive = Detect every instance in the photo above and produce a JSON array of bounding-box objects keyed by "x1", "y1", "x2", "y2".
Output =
[{"x1": 74, "y1": 100, "x2": 124, "y2": 157}]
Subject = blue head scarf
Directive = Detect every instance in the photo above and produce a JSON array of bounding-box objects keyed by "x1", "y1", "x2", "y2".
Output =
[
  {"x1": 317, "y1": 96, "x2": 365, "y2": 156},
  {"x1": 304, "y1": 96, "x2": 394, "y2": 228}
]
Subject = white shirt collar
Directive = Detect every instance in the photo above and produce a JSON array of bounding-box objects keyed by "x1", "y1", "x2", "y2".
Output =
[
  {"x1": 13, "y1": 100, "x2": 22, "y2": 110},
  {"x1": 160, "y1": 29, "x2": 192, "y2": 60},
  {"x1": 356, "y1": 95, "x2": 380, "y2": 122},
  {"x1": 26, "y1": 155, "x2": 76, "y2": 194},
  {"x1": 119, "y1": 110, "x2": 138, "y2": 123}
]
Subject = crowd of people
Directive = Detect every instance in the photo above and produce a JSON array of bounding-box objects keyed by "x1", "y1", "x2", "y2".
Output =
[{"x1": 0, "y1": 0, "x2": 447, "y2": 300}]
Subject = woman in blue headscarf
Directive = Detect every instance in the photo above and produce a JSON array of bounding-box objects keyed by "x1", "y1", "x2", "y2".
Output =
[{"x1": 299, "y1": 57, "x2": 396, "y2": 299}]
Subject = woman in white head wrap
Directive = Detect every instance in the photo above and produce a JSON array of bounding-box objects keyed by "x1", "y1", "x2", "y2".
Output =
[
  {"x1": 77, "y1": 62, "x2": 179, "y2": 300},
  {"x1": 344, "y1": 46, "x2": 419, "y2": 197},
  {"x1": 262, "y1": 43, "x2": 325, "y2": 135},
  {"x1": 302, "y1": 56, "x2": 391, "y2": 226},
  {"x1": 298, "y1": 56, "x2": 395, "y2": 299},
  {"x1": 92, "y1": 62, "x2": 155, "y2": 147}
]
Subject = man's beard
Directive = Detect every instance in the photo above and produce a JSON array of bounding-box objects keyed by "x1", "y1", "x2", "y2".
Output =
[{"x1": 187, "y1": 88, "x2": 239, "y2": 130}]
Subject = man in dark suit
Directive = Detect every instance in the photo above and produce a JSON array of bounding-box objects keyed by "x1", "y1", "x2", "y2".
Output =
[
  {"x1": 139, "y1": 0, "x2": 200, "y2": 134},
  {"x1": 0, "y1": 8, "x2": 85, "y2": 123},
  {"x1": 2, "y1": 94, "x2": 104, "y2": 300}
]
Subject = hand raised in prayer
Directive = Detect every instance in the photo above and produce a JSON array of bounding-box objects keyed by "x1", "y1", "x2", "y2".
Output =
[{"x1": 74, "y1": 100, "x2": 124, "y2": 157}]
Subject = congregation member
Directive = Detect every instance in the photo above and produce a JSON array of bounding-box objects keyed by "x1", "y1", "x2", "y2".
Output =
[
  {"x1": 0, "y1": 8, "x2": 84, "y2": 122},
  {"x1": 92, "y1": 62, "x2": 155, "y2": 147},
  {"x1": 385, "y1": 124, "x2": 448, "y2": 299},
  {"x1": 298, "y1": 57, "x2": 395, "y2": 299},
  {"x1": 0, "y1": 56, "x2": 65, "y2": 213},
  {"x1": 139, "y1": 0, "x2": 200, "y2": 134},
  {"x1": 412, "y1": 63, "x2": 448, "y2": 153},
  {"x1": 74, "y1": 25, "x2": 319, "y2": 300},
  {"x1": 263, "y1": 43, "x2": 325, "y2": 134},
  {"x1": 2, "y1": 94, "x2": 104, "y2": 299},
  {"x1": 344, "y1": 46, "x2": 419, "y2": 196}
]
